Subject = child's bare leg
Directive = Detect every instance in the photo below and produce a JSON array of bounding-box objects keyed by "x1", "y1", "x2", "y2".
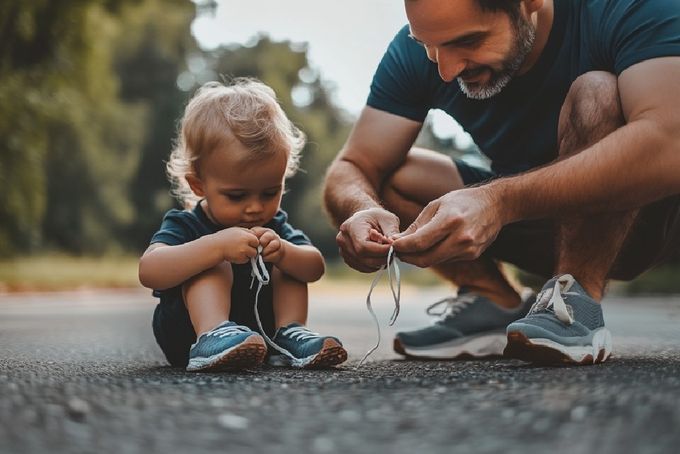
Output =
[
  {"x1": 271, "y1": 267, "x2": 308, "y2": 327},
  {"x1": 182, "y1": 262, "x2": 233, "y2": 335}
]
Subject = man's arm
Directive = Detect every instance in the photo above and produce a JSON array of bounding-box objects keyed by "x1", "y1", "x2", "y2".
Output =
[
  {"x1": 495, "y1": 56, "x2": 680, "y2": 223},
  {"x1": 393, "y1": 57, "x2": 680, "y2": 266},
  {"x1": 323, "y1": 106, "x2": 422, "y2": 271}
]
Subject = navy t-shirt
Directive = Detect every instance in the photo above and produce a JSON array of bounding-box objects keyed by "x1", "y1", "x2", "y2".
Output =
[
  {"x1": 367, "y1": 0, "x2": 680, "y2": 175},
  {"x1": 149, "y1": 202, "x2": 312, "y2": 296}
]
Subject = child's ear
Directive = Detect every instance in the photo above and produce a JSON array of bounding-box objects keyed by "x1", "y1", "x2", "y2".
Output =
[{"x1": 185, "y1": 173, "x2": 205, "y2": 197}]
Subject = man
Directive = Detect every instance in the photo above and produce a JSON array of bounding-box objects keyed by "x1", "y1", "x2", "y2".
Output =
[{"x1": 323, "y1": 0, "x2": 680, "y2": 365}]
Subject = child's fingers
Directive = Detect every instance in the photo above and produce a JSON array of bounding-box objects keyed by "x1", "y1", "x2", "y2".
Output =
[{"x1": 263, "y1": 238, "x2": 280, "y2": 256}]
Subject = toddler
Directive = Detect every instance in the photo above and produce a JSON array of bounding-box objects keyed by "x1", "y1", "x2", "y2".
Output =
[{"x1": 139, "y1": 79, "x2": 347, "y2": 372}]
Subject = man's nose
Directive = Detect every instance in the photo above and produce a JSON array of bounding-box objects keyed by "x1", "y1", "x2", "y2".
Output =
[{"x1": 435, "y1": 49, "x2": 466, "y2": 83}]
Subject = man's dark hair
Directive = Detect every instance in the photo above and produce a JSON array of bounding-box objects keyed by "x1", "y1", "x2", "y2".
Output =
[{"x1": 476, "y1": 0, "x2": 522, "y2": 19}]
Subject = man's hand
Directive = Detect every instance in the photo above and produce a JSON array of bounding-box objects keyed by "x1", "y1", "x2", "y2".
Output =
[
  {"x1": 250, "y1": 227, "x2": 285, "y2": 264},
  {"x1": 392, "y1": 187, "x2": 502, "y2": 267},
  {"x1": 336, "y1": 207, "x2": 401, "y2": 272},
  {"x1": 215, "y1": 227, "x2": 260, "y2": 264}
]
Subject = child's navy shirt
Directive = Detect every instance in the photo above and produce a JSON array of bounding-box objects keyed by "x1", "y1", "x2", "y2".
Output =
[{"x1": 149, "y1": 202, "x2": 312, "y2": 297}]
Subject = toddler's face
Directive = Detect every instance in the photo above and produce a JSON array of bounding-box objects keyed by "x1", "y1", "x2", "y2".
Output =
[{"x1": 189, "y1": 141, "x2": 287, "y2": 228}]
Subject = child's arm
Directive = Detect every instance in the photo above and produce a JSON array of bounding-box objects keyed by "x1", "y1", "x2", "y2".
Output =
[
  {"x1": 138, "y1": 227, "x2": 260, "y2": 290},
  {"x1": 251, "y1": 227, "x2": 325, "y2": 283}
]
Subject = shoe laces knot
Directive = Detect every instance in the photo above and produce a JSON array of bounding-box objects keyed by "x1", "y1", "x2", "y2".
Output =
[
  {"x1": 530, "y1": 274, "x2": 575, "y2": 325},
  {"x1": 281, "y1": 326, "x2": 320, "y2": 341},
  {"x1": 426, "y1": 293, "x2": 476, "y2": 321}
]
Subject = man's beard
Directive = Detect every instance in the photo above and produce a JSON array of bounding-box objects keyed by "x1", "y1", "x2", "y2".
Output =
[{"x1": 457, "y1": 14, "x2": 536, "y2": 100}]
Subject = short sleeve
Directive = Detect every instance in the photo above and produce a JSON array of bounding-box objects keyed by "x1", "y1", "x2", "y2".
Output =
[
  {"x1": 366, "y1": 25, "x2": 434, "y2": 122},
  {"x1": 269, "y1": 211, "x2": 312, "y2": 246},
  {"x1": 150, "y1": 209, "x2": 196, "y2": 246},
  {"x1": 598, "y1": 0, "x2": 680, "y2": 75}
]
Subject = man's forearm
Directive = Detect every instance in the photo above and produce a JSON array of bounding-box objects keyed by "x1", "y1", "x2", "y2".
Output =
[
  {"x1": 490, "y1": 118, "x2": 680, "y2": 225},
  {"x1": 323, "y1": 158, "x2": 384, "y2": 227}
]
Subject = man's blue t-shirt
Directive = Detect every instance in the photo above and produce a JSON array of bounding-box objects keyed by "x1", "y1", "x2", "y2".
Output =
[{"x1": 367, "y1": 0, "x2": 680, "y2": 176}]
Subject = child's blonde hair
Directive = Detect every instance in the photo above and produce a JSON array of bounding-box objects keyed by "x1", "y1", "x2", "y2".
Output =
[{"x1": 166, "y1": 78, "x2": 306, "y2": 207}]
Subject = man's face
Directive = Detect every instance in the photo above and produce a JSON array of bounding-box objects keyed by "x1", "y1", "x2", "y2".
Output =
[{"x1": 406, "y1": 0, "x2": 536, "y2": 99}]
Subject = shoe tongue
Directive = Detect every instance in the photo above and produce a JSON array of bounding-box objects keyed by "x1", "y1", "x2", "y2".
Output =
[{"x1": 282, "y1": 322, "x2": 304, "y2": 329}]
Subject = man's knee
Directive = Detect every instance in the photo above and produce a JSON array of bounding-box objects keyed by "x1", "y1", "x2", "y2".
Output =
[{"x1": 558, "y1": 71, "x2": 625, "y2": 155}]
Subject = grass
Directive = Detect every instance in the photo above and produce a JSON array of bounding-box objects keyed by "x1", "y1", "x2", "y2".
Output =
[{"x1": 0, "y1": 255, "x2": 142, "y2": 292}]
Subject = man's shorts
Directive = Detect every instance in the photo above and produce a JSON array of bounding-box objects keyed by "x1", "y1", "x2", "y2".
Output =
[
  {"x1": 454, "y1": 158, "x2": 680, "y2": 281},
  {"x1": 151, "y1": 262, "x2": 275, "y2": 368}
]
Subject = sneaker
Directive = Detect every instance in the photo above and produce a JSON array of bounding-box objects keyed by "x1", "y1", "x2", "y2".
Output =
[
  {"x1": 393, "y1": 289, "x2": 534, "y2": 359},
  {"x1": 186, "y1": 321, "x2": 267, "y2": 372},
  {"x1": 504, "y1": 274, "x2": 612, "y2": 366},
  {"x1": 267, "y1": 323, "x2": 347, "y2": 368}
]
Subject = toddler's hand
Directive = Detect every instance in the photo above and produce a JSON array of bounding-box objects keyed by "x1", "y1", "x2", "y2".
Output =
[
  {"x1": 216, "y1": 227, "x2": 260, "y2": 264},
  {"x1": 251, "y1": 227, "x2": 285, "y2": 264}
]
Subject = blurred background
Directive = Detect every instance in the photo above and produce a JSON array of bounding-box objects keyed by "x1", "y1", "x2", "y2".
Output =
[{"x1": 0, "y1": 0, "x2": 676, "y2": 293}]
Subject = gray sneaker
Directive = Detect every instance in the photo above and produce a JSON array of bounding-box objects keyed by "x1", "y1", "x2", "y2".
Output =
[
  {"x1": 504, "y1": 274, "x2": 612, "y2": 366},
  {"x1": 393, "y1": 289, "x2": 534, "y2": 359}
]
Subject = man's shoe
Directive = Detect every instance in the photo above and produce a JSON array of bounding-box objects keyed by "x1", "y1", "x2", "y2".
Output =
[
  {"x1": 393, "y1": 289, "x2": 534, "y2": 359},
  {"x1": 186, "y1": 321, "x2": 267, "y2": 372},
  {"x1": 267, "y1": 323, "x2": 347, "y2": 368},
  {"x1": 504, "y1": 274, "x2": 612, "y2": 366}
]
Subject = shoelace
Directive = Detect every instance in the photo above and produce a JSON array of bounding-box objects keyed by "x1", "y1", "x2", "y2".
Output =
[
  {"x1": 207, "y1": 322, "x2": 252, "y2": 338},
  {"x1": 281, "y1": 325, "x2": 320, "y2": 341},
  {"x1": 358, "y1": 245, "x2": 401, "y2": 366},
  {"x1": 249, "y1": 246, "x2": 301, "y2": 362},
  {"x1": 529, "y1": 274, "x2": 575, "y2": 325},
  {"x1": 425, "y1": 293, "x2": 477, "y2": 321}
]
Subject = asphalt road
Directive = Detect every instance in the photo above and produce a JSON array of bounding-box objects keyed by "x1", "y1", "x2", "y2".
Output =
[{"x1": 1, "y1": 282, "x2": 680, "y2": 454}]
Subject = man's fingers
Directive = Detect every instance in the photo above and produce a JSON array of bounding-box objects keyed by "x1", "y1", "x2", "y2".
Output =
[{"x1": 337, "y1": 231, "x2": 388, "y2": 272}]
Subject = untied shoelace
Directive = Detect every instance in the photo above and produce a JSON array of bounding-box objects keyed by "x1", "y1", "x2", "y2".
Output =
[
  {"x1": 358, "y1": 245, "x2": 401, "y2": 366},
  {"x1": 249, "y1": 245, "x2": 303, "y2": 363}
]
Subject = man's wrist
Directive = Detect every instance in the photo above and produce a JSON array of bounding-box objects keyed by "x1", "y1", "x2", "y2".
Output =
[{"x1": 484, "y1": 178, "x2": 522, "y2": 226}]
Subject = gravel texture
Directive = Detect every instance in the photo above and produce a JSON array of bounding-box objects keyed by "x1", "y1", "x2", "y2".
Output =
[{"x1": 1, "y1": 286, "x2": 679, "y2": 454}]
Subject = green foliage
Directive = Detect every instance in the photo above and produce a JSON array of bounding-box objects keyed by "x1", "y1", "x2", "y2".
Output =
[
  {"x1": 0, "y1": 0, "x2": 148, "y2": 255},
  {"x1": 0, "y1": 1, "x2": 354, "y2": 260}
]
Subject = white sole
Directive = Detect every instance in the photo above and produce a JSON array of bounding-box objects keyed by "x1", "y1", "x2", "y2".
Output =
[
  {"x1": 395, "y1": 332, "x2": 507, "y2": 359},
  {"x1": 505, "y1": 328, "x2": 612, "y2": 365}
]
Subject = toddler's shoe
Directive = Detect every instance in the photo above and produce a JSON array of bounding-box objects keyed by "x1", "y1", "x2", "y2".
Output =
[
  {"x1": 267, "y1": 323, "x2": 347, "y2": 368},
  {"x1": 504, "y1": 274, "x2": 612, "y2": 366},
  {"x1": 186, "y1": 321, "x2": 267, "y2": 372}
]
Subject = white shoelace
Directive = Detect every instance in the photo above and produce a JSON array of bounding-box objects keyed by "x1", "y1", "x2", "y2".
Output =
[
  {"x1": 249, "y1": 246, "x2": 300, "y2": 361},
  {"x1": 358, "y1": 246, "x2": 401, "y2": 366},
  {"x1": 281, "y1": 325, "x2": 321, "y2": 341},
  {"x1": 207, "y1": 322, "x2": 251, "y2": 338},
  {"x1": 529, "y1": 274, "x2": 576, "y2": 325},
  {"x1": 425, "y1": 293, "x2": 477, "y2": 321}
]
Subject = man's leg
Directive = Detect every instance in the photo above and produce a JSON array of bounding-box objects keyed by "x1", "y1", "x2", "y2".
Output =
[
  {"x1": 380, "y1": 148, "x2": 534, "y2": 359},
  {"x1": 381, "y1": 148, "x2": 522, "y2": 308},
  {"x1": 553, "y1": 72, "x2": 632, "y2": 300},
  {"x1": 505, "y1": 72, "x2": 629, "y2": 365}
]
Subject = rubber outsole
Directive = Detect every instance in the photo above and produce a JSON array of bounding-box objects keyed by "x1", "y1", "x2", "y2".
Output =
[
  {"x1": 393, "y1": 335, "x2": 506, "y2": 360},
  {"x1": 304, "y1": 338, "x2": 348, "y2": 369},
  {"x1": 503, "y1": 331, "x2": 611, "y2": 366},
  {"x1": 186, "y1": 336, "x2": 267, "y2": 372}
]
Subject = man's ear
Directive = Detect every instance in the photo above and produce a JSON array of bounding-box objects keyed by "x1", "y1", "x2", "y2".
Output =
[
  {"x1": 186, "y1": 173, "x2": 205, "y2": 197},
  {"x1": 522, "y1": 0, "x2": 544, "y2": 15}
]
